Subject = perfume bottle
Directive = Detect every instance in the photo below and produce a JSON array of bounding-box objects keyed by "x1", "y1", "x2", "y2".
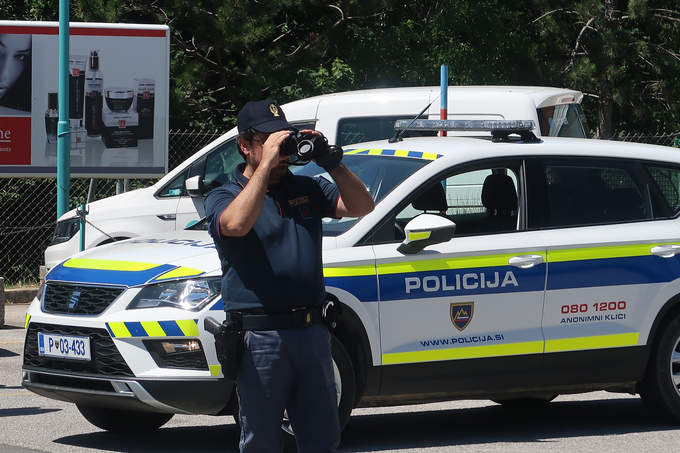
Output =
[
  {"x1": 85, "y1": 50, "x2": 104, "y2": 136},
  {"x1": 45, "y1": 91, "x2": 58, "y2": 144}
]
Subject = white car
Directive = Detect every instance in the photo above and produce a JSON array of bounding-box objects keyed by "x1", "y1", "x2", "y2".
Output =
[
  {"x1": 27, "y1": 119, "x2": 680, "y2": 442},
  {"x1": 44, "y1": 86, "x2": 589, "y2": 269}
]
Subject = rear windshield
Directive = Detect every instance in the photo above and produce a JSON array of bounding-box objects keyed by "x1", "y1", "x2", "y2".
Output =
[{"x1": 537, "y1": 104, "x2": 590, "y2": 138}]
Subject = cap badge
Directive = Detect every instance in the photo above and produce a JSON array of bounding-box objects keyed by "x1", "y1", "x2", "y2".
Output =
[{"x1": 269, "y1": 104, "x2": 280, "y2": 117}]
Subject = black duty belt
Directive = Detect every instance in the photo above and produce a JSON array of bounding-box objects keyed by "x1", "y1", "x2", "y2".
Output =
[{"x1": 227, "y1": 307, "x2": 322, "y2": 331}]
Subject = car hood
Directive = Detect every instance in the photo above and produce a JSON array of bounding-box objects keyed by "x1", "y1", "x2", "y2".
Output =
[{"x1": 45, "y1": 229, "x2": 221, "y2": 287}]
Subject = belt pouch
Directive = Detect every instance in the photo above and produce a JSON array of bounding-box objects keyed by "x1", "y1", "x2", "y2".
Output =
[{"x1": 215, "y1": 329, "x2": 242, "y2": 381}]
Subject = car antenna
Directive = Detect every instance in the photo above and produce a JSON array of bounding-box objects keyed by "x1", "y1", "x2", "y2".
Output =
[{"x1": 388, "y1": 93, "x2": 442, "y2": 144}]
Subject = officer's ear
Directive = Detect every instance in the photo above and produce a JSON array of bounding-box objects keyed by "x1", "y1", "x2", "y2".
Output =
[{"x1": 238, "y1": 137, "x2": 253, "y2": 156}]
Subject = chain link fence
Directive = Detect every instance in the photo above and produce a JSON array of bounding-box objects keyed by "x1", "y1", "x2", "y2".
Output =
[
  {"x1": 0, "y1": 130, "x2": 223, "y2": 287},
  {"x1": 1, "y1": 130, "x2": 679, "y2": 287},
  {"x1": 617, "y1": 132, "x2": 680, "y2": 147}
]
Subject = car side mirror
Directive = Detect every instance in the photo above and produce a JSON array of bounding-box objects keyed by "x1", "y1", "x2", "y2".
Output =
[
  {"x1": 397, "y1": 214, "x2": 456, "y2": 254},
  {"x1": 185, "y1": 175, "x2": 202, "y2": 198}
]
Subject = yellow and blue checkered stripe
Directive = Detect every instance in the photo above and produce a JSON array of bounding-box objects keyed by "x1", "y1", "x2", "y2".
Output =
[
  {"x1": 106, "y1": 319, "x2": 199, "y2": 338},
  {"x1": 47, "y1": 258, "x2": 205, "y2": 287},
  {"x1": 344, "y1": 148, "x2": 442, "y2": 160}
]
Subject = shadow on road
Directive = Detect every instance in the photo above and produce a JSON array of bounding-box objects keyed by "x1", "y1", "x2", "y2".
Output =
[
  {"x1": 0, "y1": 348, "x2": 20, "y2": 358},
  {"x1": 49, "y1": 397, "x2": 678, "y2": 452},
  {"x1": 340, "y1": 397, "x2": 675, "y2": 451},
  {"x1": 55, "y1": 424, "x2": 239, "y2": 453},
  {"x1": 0, "y1": 407, "x2": 62, "y2": 418}
]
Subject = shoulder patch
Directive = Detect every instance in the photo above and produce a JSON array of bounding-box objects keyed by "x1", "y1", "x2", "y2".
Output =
[{"x1": 289, "y1": 196, "x2": 310, "y2": 207}]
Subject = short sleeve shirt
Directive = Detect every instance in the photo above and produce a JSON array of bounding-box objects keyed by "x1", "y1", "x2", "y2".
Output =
[{"x1": 204, "y1": 164, "x2": 340, "y2": 313}]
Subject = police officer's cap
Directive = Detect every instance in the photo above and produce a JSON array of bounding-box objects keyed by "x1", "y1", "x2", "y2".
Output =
[{"x1": 237, "y1": 100, "x2": 292, "y2": 133}]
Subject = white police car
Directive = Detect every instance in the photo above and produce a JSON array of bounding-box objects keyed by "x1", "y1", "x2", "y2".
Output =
[{"x1": 23, "y1": 120, "x2": 680, "y2": 437}]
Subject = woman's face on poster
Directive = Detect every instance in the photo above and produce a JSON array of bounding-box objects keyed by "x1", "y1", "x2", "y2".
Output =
[{"x1": 0, "y1": 34, "x2": 32, "y2": 100}]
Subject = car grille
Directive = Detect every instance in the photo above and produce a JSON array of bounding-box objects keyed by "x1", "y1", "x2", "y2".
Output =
[
  {"x1": 43, "y1": 283, "x2": 125, "y2": 316},
  {"x1": 23, "y1": 323, "x2": 134, "y2": 377}
]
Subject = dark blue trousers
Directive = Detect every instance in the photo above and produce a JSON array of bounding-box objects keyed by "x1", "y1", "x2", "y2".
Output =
[{"x1": 235, "y1": 324, "x2": 340, "y2": 453}]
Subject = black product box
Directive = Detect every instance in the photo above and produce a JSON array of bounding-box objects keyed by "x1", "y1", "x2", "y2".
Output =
[
  {"x1": 134, "y1": 78, "x2": 155, "y2": 140},
  {"x1": 102, "y1": 108, "x2": 139, "y2": 148}
]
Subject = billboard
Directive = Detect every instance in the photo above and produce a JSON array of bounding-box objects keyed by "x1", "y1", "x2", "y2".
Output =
[{"x1": 0, "y1": 21, "x2": 169, "y2": 178}]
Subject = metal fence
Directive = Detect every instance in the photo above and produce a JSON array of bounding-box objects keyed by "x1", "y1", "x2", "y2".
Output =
[
  {"x1": 1, "y1": 130, "x2": 679, "y2": 287},
  {"x1": 0, "y1": 130, "x2": 223, "y2": 287}
]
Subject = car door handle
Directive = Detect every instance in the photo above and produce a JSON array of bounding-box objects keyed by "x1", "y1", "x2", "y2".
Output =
[
  {"x1": 508, "y1": 255, "x2": 545, "y2": 269},
  {"x1": 651, "y1": 244, "x2": 680, "y2": 258}
]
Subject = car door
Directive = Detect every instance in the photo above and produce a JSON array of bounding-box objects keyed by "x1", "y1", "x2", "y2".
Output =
[
  {"x1": 536, "y1": 156, "x2": 680, "y2": 385},
  {"x1": 371, "y1": 158, "x2": 548, "y2": 396}
]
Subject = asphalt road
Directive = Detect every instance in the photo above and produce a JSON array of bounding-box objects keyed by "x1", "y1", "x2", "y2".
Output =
[{"x1": 3, "y1": 302, "x2": 680, "y2": 453}]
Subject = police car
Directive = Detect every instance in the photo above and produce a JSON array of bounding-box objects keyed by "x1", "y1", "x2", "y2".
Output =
[{"x1": 23, "y1": 119, "x2": 680, "y2": 437}]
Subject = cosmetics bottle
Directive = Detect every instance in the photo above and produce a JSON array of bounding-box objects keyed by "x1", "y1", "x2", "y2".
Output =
[
  {"x1": 45, "y1": 92, "x2": 58, "y2": 144},
  {"x1": 85, "y1": 50, "x2": 104, "y2": 136},
  {"x1": 134, "y1": 78, "x2": 155, "y2": 139},
  {"x1": 69, "y1": 55, "x2": 87, "y2": 121}
]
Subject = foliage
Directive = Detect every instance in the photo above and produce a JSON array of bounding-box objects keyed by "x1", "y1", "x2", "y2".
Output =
[
  {"x1": 3, "y1": 1, "x2": 680, "y2": 133},
  {"x1": 530, "y1": 0, "x2": 680, "y2": 137}
]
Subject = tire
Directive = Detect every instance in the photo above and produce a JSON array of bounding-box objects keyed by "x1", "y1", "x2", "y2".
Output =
[
  {"x1": 492, "y1": 395, "x2": 557, "y2": 408},
  {"x1": 76, "y1": 404, "x2": 174, "y2": 432},
  {"x1": 235, "y1": 334, "x2": 355, "y2": 452},
  {"x1": 639, "y1": 312, "x2": 680, "y2": 423}
]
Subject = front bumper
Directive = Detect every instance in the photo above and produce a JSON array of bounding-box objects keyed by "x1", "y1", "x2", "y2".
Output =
[
  {"x1": 22, "y1": 321, "x2": 234, "y2": 415},
  {"x1": 22, "y1": 369, "x2": 233, "y2": 414}
]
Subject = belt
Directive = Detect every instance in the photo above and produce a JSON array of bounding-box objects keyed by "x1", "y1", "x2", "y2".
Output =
[{"x1": 227, "y1": 307, "x2": 322, "y2": 331}]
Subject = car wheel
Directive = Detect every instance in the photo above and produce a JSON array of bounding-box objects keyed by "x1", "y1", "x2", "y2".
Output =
[
  {"x1": 235, "y1": 334, "x2": 355, "y2": 452},
  {"x1": 639, "y1": 312, "x2": 680, "y2": 423},
  {"x1": 76, "y1": 404, "x2": 174, "y2": 432},
  {"x1": 492, "y1": 395, "x2": 557, "y2": 408}
]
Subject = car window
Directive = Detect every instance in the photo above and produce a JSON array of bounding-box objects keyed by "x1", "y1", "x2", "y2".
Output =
[
  {"x1": 337, "y1": 116, "x2": 436, "y2": 146},
  {"x1": 645, "y1": 164, "x2": 680, "y2": 216},
  {"x1": 202, "y1": 139, "x2": 241, "y2": 194},
  {"x1": 386, "y1": 164, "x2": 520, "y2": 243},
  {"x1": 157, "y1": 169, "x2": 188, "y2": 197},
  {"x1": 537, "y1": 104, "x2": 590, "y2": 138},
  {"x1": 543, "y1": 159, "x2": 652, "y2": 227}
]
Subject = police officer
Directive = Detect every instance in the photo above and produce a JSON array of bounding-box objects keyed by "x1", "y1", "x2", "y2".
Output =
[{"x1": 204, "y1": 100, "x2": 374, "y2": 453}]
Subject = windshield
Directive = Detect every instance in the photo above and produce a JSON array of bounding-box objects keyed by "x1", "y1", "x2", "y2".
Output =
[
  {"x1": 189, "y1": 153, "x2": 430, "y2": 235},
  {"x1": 292, "y1": 153, "x2": 430, "y2": 235}
]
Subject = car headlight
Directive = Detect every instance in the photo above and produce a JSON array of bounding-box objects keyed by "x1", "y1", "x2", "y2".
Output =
[{"x1": 127, "y1": 278, "x2": 221, "y2": 311}]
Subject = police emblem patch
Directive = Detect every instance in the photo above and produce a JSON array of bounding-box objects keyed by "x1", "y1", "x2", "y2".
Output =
[
  {"x1": 450, "y1": 302, "x2": 474, "y2": 331},
  {"x1": 269, "y1": 104, "x2": 279, "y2": 117}
]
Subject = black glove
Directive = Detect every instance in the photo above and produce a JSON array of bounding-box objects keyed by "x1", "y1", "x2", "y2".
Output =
[{"x1": 315, "y1": 145, "x2": 343, "y2": 172}]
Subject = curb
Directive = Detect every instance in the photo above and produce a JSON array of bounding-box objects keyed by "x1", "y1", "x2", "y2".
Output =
[{"x1": 4, "y1": 288, "x2": 39, "y2": 304}]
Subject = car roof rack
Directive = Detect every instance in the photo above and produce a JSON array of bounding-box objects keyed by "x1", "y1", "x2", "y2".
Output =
[{"x1": 392, "y1": 119, "x2": 540, "y2": 143}]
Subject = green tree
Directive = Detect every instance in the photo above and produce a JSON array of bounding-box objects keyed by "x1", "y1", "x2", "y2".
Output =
[{"x1": 530, "y1": 0, "x2": 680, "y2": 137}]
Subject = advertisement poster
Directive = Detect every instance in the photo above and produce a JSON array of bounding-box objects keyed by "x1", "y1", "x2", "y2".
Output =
[{"x1": 0, "y1": 21, "x2": 169, "y2": 178}]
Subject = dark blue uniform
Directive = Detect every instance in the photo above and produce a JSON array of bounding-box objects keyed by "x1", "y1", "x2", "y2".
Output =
[
  {"x1": 205, "y1": 163, "x2": 339, "y2": 313},
  {"x1": 205, "y1": 163, "x2": 341, "y2": 453}
]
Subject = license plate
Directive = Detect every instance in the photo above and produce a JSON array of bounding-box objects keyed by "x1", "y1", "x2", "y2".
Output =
[{"x1": 38, "y1": 332, "x2": 91, "y2": 361}]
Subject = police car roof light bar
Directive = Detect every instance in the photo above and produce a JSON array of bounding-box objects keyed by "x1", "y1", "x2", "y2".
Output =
[{"x1": 393, "y1": 119, "x2": 536, "y2": 132}]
